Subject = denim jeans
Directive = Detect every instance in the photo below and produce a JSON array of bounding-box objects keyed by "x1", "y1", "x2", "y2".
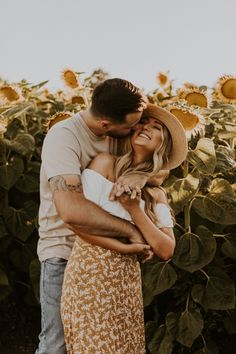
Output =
[{"x1": 35, "y1": 257, "x2": 68, "y2": 354}]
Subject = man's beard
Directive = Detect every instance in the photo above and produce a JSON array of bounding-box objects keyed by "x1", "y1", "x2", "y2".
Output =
[{"x1": 107, "y1": 131, "x2": 130, "y2": 138}]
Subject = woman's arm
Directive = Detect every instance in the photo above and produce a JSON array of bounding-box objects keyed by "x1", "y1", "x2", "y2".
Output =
[{"x1": 118, "y1": 189, "x2": 175, "y2": 261}]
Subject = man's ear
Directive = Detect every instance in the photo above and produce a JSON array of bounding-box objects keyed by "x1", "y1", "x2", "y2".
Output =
[{"x1": 99, "y1": 120, "x2": 113, "y2": 130}]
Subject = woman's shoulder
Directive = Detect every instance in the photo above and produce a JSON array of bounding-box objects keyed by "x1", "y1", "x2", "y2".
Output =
[
  {"x1": 146, "y1": 186, "x2": 168, "y2": 204},
  {"x1": 87, "y1": 152, "x2": 116, "y2": 180}
]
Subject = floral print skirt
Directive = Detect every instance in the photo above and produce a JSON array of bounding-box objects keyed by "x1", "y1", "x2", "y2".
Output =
[{"x1": 61, "y1": 238, "x2": 146, "y2": 354}]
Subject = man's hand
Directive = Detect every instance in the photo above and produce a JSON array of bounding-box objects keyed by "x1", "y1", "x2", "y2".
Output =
[{"x1": 109, "y1": 174, "x2": 148, "y2": 201}]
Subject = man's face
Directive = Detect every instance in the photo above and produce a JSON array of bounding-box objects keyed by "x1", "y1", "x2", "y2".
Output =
[{"x1": 106, "y1": 111, "x2": 143, "y2": 138}]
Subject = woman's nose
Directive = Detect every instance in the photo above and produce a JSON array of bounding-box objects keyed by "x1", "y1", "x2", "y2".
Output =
[{"x1": 143, "y1": 122, "x2": 151, "y2": 130}]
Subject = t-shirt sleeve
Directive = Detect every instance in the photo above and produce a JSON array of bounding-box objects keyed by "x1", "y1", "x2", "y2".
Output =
[
  {"x1": 42, "y1": 126, "x2": 82, "y2": 180},
  {"x1": 154, "y1": 203, "x2": 174, "y2": 228}
]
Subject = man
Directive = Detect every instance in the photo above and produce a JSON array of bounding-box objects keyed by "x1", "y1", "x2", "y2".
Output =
[{"x1": 36, "y1": 78, "x2": 147, "y2": 354}]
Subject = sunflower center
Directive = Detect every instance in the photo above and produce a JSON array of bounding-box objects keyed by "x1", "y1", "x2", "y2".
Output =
[
  {"x1": 170, "y1": 108, "x2": 200, "y2": 131},
  {"x1": 64, "y1": 71, "x2": 78, "y2": 89},
  {"x1": 185, "y1": 92, "x2": 208, "y2": 107},
  {"x1": 221, "y1": 79, "x2": 236, "y2": 99},
  {"x1": 0, "y1": 87, "x2": 19, "y2": 101}
]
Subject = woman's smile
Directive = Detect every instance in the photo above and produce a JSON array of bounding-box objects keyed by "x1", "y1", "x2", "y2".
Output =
[{"x1": 137, "y1": 131, "x2": 151, "y2": 140}]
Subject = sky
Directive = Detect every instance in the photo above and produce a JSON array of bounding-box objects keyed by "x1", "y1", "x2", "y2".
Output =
[{"x1": 1, "y1": 0, "x2": 236, "y2": 93}]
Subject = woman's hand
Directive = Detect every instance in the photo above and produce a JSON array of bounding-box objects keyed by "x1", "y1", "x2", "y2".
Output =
[
  {"x1": 109, "y1": 173, "x2": 148, "y2": 201},
  {"x1": 117, "y1": 192, "x2": 141, "y2": 213}
]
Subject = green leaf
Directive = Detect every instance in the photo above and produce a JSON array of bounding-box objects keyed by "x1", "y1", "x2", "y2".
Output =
[
  {"x1": 223, "y1": 310, "x2": 236, "y2": 334},
  {"x1": 148, "y1": 324, "x2": 173, "y2": 354},
  {"x1": 165, "y1": 312, "x2": 179, "y2": 337},
  {"x1": 15, "y1": 161, "x2": 40, "y2": 193},
  {"x1": 172, "y1": 227, "x2": 216, "y2": 272},
  {"x1": 3, "y1": 201, "x2": 38, "y2": 241},
  {"x1": 0, "y1": 268, "x2": 8, "y2": 286},
  {"x1": 218, "y1": 131, "x2": 236, "y2": 139},
  {"x1": 195, "y1": 338, "x2": 219, "y2": 354},
  {"x1": 29, "y1": 259, "x2": 40, "y2": 303},
  {"x1": 3, "y1": 133, "x2": 35, "y2": 157},
  {"x1": 0, "y1": 156, "x2": 24, "y2": 190},
  {"x1": 166, "y1": 173, "x2": 200, "y2": 214},
  {"x1": 221, "y1": 233, "x2": 236, "y2": 259},
  {"x1": 176, "y1": 308, "x2": 204, "y2": 347},
  {"x1": 192, "y1": 268, "x2": 235, "y2": 310},
  {"x1": 192, "y1": 197, "x2": 207, "y2": 219},
  {"x1": 215, "y1": 148, "x2": 236, "y2": 173},
  {"x1": 204, "y1": 193, "x2": 236, "y2": 225},
  {"x1": 145, "y1": 321, "x2": 159, "y2": 344},
  {"x1": 30, "y1": 80, "x2": 49, "y2": 89},
  {"x1": 14, "y1": 133, "x2": 35, "y2": 155},
  {"x1": 10, "y1": 246, "x2": 33, "y2": 272},
  {"x1": 193, "y1": 180, "x2": 236, "y2": 225},
  {"x1": 209, "y1": 178, "x2": 235, "y2": 195},
  {"x1": 0, "y1": 269, "x2": 11, "y2": 302},
  {"x1": 0, "y1": 216, "x2": 8, "y2": 238},
  {"x1": 142, "y1": 261, "x2": 177, "y2": 306},
  {"x1": 187, "y1": 138, "x2": 216, "y2": 174}
]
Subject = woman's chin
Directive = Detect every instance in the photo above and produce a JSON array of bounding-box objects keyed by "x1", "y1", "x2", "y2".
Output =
[{"x1": 133, "y1": 137, "x2": 149, "y2": 146}]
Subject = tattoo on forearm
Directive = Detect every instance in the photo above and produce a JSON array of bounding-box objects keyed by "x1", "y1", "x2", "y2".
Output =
[{"x1": 49, "y1": 175, "x2": 83, "y2": 193}]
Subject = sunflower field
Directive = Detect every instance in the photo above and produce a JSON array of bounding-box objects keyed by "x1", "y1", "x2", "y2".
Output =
[{"x1": 0, "y1": 70, "x2": 236, "y2": 353}]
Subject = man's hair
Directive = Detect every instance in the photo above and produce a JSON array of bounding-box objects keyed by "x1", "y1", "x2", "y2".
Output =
[{"x1": 90, "y1": 78, "x2": 146, "y2": 123}]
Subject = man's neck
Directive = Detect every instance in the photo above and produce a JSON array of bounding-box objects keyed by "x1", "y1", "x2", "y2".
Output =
[{"x1": 80, "y1": 109, "x2": 105, "y2": 137}]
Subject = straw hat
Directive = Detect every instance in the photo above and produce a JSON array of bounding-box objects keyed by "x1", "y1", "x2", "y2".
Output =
[{"x1": 142, "y1": 103, "x2": 188, "y2": 170}]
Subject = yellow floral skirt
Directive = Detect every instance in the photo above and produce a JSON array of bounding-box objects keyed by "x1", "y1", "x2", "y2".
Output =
[{"x1": 61, "y1": 238, "x2": 146, "y2": 354}]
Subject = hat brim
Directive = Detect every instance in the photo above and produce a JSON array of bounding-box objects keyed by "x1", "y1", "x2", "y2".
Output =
[{"x1": 142, "y1": 104, "x2": 188, "y2": 170}]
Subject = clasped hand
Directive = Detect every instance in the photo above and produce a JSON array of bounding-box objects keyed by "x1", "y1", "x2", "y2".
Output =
[{"x1": 109, "y1": 174, "x2": 148, "y2": 201}]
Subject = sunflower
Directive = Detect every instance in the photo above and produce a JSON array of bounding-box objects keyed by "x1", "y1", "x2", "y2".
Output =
[
  {"x1": 182, "y1": 82, "x2": 199, "y2": 90},
  {"x1": 47, "y1": 112, "x2": 72, "y2": 130},
  {"x1": 213, "y1": 75, "x2": 236, "y2": 103},
  {"x1": 0, "y1": 85, "x2": 24, "y2": 103},
  {"x1": 177, "y1": 88, "x2": 209, "y2": 108},
  {"x1": 156, "y1": 72, "x2": 169, "y2": 87},
  {"x1": 168, "y1": 106, "x2": 204, "y2": 132},
  {"x1": 0, "y1": 115, "x2": 7, "y2": 134},
  {"x1": 71, "y1": 95, "x2": 86, "y2": 105},
  {"x1": 61, "y1": 69, "x2": 80, "y2": 89}
]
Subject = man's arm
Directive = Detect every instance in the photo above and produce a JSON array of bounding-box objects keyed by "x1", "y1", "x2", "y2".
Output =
[
  {"x1": 72, "y1": 230, "x2": 151, "y2": 255},
  {"x1": 50, "y1": 174, "x2": 145, "y2": 243}
]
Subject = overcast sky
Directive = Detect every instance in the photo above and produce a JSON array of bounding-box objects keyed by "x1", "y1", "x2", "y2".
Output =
[{"x1": 1, "y1": 0, "x2": 236, "y2": 93}]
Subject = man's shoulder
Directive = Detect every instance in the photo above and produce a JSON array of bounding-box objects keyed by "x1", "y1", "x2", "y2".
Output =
[{"x1": 44, "y1": 112, "x2": 83, "y2": 143}]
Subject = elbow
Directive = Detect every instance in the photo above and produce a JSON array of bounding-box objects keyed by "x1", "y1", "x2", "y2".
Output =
[
  {"x1": 161, "y1": 249, "x2": 175, "y2": 261},
  {"x1": 153, "y1": 239, "x2": 176, "y2": 261},
  {"x1": 57, "y1": 209, "x2": 83, "y2": 226},
  {"x1": 57, "y1": 210, "x2": 74, "y2": 224}
]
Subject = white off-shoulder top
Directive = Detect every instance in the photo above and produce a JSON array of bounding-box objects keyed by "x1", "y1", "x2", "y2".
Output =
[{"x1": 81, "y1": 169, "x2": 174, "y2": 228}]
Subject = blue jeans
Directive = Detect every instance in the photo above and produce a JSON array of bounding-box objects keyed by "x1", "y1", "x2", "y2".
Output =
[{"x1": 35, "y1": 257, "x2": 68, "y2": 354}]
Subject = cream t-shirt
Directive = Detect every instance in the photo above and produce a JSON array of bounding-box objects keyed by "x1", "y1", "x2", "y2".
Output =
[{"x1": 37, "y1": 113, "x2": 117, "y2": 262}]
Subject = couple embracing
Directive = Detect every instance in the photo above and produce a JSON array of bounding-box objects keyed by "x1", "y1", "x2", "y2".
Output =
[{"x1": 36, "y1": 78, "x2": 187, "y2": 354}]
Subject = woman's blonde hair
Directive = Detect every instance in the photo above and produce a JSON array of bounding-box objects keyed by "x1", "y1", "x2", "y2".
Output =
[{"x1": 114, "y1": 122, "x2": 172, "y2": 224}]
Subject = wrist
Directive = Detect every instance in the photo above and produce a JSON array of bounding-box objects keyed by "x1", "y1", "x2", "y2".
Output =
[{"x1": 128, "y1": 204, "x2": 142, "y2": 217}]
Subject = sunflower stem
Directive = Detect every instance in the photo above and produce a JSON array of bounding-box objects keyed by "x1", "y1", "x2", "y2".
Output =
[{"x1": 199, "y1": 269, "x2": 210, "y2": 280}]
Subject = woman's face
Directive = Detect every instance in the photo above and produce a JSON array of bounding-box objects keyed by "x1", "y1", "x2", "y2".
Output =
[{"x1": 131, "y1": 116, "x2": 164, "y2": 153}]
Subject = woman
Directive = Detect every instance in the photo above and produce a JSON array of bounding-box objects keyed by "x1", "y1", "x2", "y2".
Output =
[{"x1": 61, "y1": 104, "x2": 188, "y2": 354}]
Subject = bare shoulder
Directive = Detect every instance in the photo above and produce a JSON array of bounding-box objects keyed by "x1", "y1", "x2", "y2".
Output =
[
  {"x1": 88, "y1": 152, "x2": 116, "y2": 179},
  {"x1": 147, "y1": 186, "x2": 168, "y2": 204}
]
